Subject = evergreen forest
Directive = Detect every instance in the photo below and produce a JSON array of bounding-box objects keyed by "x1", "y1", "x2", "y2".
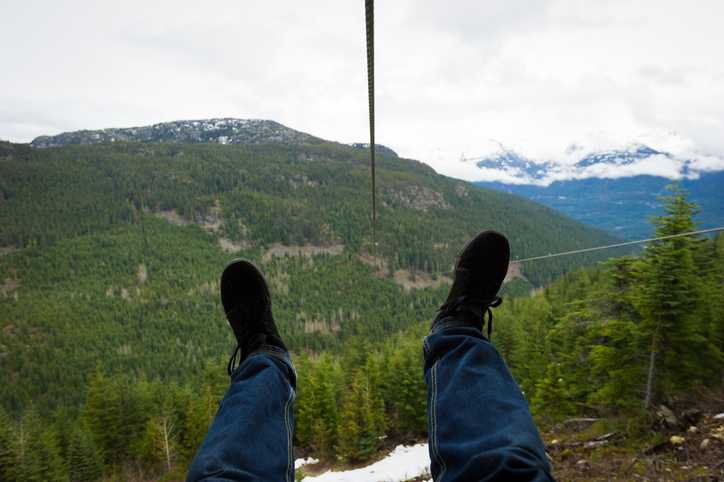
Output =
[{"x1": 0, "y1": 137, "x2": 722, "y2": 481}]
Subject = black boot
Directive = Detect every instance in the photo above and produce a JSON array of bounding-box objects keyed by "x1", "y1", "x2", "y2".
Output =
[
  {"x1": 220, "y1": 259, "x2": 288, "y2": 375},
  {"x1": 431, "y1": 230, "x2": 510, "y2": 337}
]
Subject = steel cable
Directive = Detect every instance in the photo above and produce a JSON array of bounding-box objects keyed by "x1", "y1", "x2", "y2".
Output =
[{"x1": 365, "y1": 0, "x2": 376, "y2": 259}]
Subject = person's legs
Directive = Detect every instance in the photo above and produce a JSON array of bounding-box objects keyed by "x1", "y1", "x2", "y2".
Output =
[
  {"x1": 424, "y1": 231, "x2": 553, "y2": 481},
  {"x1": 424, "y1": 320, "x2": 553, "y2": 482},
  {"x1": 187, "y1": 259, "x2": 295, "y2": 482},
  {"x1": 187, "y1": 346, "x2": 296, "y2": 482}
]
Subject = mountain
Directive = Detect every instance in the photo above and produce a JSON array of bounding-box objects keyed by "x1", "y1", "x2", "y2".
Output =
[
  {"x1": 453, "y1": 132, "x2": 724, "y2": 239},
  {"x1": 29, "y1": 118, "x2": 312, "y2": 147},
  {"x1": 1, "y1": 119, "x2": 637, "y2": 415},
  {"x1": 29, "y1": 117, "x2": 399, "y2": 156},
  {"x1": 6, "y1": 119, "x2": 635, "y2": 285},
  {"x1": 476, "y1": 172, "x2": 724, "y2": 240}
]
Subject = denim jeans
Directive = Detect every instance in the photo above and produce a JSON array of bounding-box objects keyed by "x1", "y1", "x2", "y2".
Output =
[
  {"x1": 425, "y1": 318, "x2": 554, "y2": 481},
  {"x1": 187, "y1": 346, "x2": 297, "y2": 482},
  {"x1": 188, "y1": 322, "x2": 554, "y2": 482}
]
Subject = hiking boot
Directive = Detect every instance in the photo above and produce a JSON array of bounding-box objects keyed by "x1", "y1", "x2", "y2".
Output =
[
  {"x1": 431, "y1": 230, "x2": 510, "y2": 337},
  {"x1": 220, "y1": 259, "x2": 288, "y2": 375}
]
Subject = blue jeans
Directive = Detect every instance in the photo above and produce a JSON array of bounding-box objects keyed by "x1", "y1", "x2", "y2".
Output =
[
  {"x1": 188, "y1": 322, "x2": 553, "y2": 482},
  {"x1": 425, "y1": 318, "x2": 554, "y2": 481},
  {"x1": 187, "y1": 346, "x2": 297, "y2": 482}
]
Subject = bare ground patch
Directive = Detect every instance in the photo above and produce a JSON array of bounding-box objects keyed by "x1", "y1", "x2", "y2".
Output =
[
  {"x1": 0, "y1": 246, "x2": 17, "y2": 256},
  {"x1": 262, "y1": 243, "x2": 344, "y2": 262},
  {"x1": 0, "y1": 279, "x2": 20, "y2": 298},
  {"x1": 155, "y1": 210, "x2": 191, "y2": 227},
  {"x1": 355, "y1": 253, "x2": 453, "y2": 292}
]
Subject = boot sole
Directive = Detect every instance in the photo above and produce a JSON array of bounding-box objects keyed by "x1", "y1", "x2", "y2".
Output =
[{"x1": 220, "y1": 258, "x2": 271, "y2": 315}]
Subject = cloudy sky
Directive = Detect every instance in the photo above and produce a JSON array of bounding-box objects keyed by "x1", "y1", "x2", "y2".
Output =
[{"x1": 2, "y1": 0, "x2": 723, "y2": 180}]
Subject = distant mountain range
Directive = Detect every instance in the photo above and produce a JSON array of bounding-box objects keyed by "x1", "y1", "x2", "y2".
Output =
[
  {"x1": 451, "y1": 132, "x2": 724, "y2": 239},
  {"x1": 440, "y1": 132, "x2": 724, "y2": 185}
]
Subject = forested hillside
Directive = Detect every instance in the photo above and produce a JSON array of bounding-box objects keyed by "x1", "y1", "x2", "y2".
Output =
[
  {"x1": 0, "y1": 137, "x2": 629, "y2": 286},
  {"x1": 476, "y1": 171, "x2": 724, "y2": 240},
  {"x1": 1, "y1": 129, "x2": 721, "y2": 481}
]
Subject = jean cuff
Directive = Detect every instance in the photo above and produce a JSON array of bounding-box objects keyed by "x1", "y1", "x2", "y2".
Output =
[
  {"x1": 430, "y1": 316, "x2": 479, "y2": 335},
  {"x1": 247, "y1": 345, "x2": 294, "y2": 366}
]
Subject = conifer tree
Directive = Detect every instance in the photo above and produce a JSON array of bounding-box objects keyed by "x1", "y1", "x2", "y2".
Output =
[
  {"x1": 384, "y1": 340, "x2": 427, "y2": 436},
  {"x1": 68, "y1": 423, "x2": 103, "y2": 482},
  {"x1": 532, "y1": 363, "x2": 574, "y2": 430},
  {"x1": 83, "y1": 369, "x2": 153, "y2": 467},
  {"x1": 637, "y1": 184, "x2": 707, "y2": 408},
  {"x1": 336, "y1": 358, "x2": 386, "y2": 462},
  {"x1": 0, "y1": 407, "x2": 14, "y2": 481},
  {"x1": 585, "y1": 257, "x2": 646, "y2": 410},
  {"x1": 295, "y1": 355, "x2": 338, "y2": 459},
  {"x1": 3, "y1": 409, "x2": 68, "y2": 482},
  {"x1": 181, "y1": 387, "x2": 205, "y2": 467}
]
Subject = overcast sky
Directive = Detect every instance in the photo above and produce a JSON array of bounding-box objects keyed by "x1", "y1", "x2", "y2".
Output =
[{"x1": 2, "y1": 0, "x2": 723, "y2": 180}]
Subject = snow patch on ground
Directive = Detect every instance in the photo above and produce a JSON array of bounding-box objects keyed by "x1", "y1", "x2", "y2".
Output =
[
  {"x1": 296, "y1": 457, "x2": 320, "y2": 469},
  {"x1": 297, "y1": 443, "x2": 431, "y2": 482}
]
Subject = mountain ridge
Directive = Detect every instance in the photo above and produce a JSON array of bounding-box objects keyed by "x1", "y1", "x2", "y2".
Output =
[
  {"x1": 29, "y1": 118, "x2": 399, "y2": 157},
  {"x1": 430, "y1": 131, "x2": 724, "y2": 187}
]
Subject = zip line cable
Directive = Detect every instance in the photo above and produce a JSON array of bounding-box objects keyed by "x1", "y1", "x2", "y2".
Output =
[
  {"x1": 509, "y1": 227, "x2": 724, "y2": 264},
  {"x1": 365, "y1": 0, "x2": 377, "y2": 260},
  {"x1": 427, "y1": 227, "x2": 724, "y2": 275}
]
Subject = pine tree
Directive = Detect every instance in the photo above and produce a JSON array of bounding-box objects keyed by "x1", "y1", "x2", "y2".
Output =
[
  {"x1": 296, "y1": 354, "x2": 339, "y2": 459},
  {"x1": 3, "y1": 409, "x2": 68, "y2": 482},
  {"x1": 585, "y1": 257, "x2": 647, "y2": 410},
  {"x1": 384, "y1": 340, "x2": 427, "y2": 436},
  {"x1": 0, "y1": 407, "x2": 14, "y2": 481},
  {"x1": 336, "y1": 359, "x2": 386, "y2": 462},
  {"x1": 68, "y1": 423, "x2": 103, "y2": 482},
  {"x1": 637, "y1": 184, "x2": 708, "y2": 408},
  {"x1": 532, "y1": 363, "x2": 574, "y2": 430},
  {"x1": 83, "y1": 368, "x2": 153, "y2": 467}
]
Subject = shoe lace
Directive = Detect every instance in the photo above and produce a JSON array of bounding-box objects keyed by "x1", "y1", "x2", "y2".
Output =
[
  {"x1": 439, "y1": 295, "x2": 502, "y2": 338},
  {"x1": 227, "y1": 296, "x2": 270, "y2": 376}
]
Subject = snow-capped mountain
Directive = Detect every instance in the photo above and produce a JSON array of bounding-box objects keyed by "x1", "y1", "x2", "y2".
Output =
[
  {"x1": 30, "y1": 118, "x2": 313, "y2": 148},
  {"x1": 461, "y1": 132, "x2": 724, "y2": 240},
  {"x1": 446, "y1": 132, "x2": 724, "y2": 187}
]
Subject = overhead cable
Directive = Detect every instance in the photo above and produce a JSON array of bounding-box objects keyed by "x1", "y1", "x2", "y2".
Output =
[
  {"x1": 365, "y1": 0, "x2": 377, "y2": 259},
  {"x1": 509, "y1": 227, "x2": 724, "y2": 264}
]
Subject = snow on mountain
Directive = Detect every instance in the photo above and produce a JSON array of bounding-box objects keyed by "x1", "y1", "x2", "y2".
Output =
[
  {"x1": 429, "y1": 132, "x2": 724, "y2": 186},
  {"x1": 30, "y1": 118, "x2": 312, "y2": 148}
]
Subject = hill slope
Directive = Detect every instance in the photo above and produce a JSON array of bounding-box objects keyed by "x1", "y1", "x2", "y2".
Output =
[
  {"x1": 0, "y1": 120, "x2": 635, "y2": 415},
  {"x1": 3, "y1": 123, "x2": 631, "y2": 285},
  {"x1": 476, "y1": 172, "x2": 724, "y2": 239}
]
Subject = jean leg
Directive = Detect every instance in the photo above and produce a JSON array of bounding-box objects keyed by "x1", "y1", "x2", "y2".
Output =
[
  {"x1": 187, "y1": 346, "x2": 297, "y2": 482},
  {"x1": 423, "y1": 319, "x2": 554, "y2": 482}
]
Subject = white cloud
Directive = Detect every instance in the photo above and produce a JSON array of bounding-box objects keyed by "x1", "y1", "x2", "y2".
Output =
[{"x1": 1, "y1": 0, "x2": 724, "y2": 182}]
